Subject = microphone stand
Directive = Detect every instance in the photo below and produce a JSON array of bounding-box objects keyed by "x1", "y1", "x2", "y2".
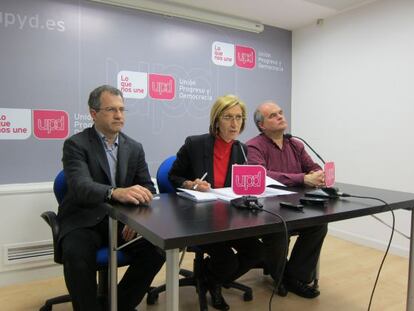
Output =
[{"x1": 285, "y1": 134, "x2": 326, "y2": 165}]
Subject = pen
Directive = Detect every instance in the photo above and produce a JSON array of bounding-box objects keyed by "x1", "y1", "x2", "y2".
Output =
[{"x1": 193, "y1": 172, "x2": 208, "y2": 190}]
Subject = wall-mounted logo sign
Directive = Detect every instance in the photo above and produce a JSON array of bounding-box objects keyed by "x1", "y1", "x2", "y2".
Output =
[
  {"x1": 149, "y1": 74, "x2": 175, "y2": 100},
  {"x1": 236, "y1": 45, "x2": 256, "y2": 69},
  {"x1": 33, "y1": 110, "x2": 69, "y2": 140},
  {"x1": 212, "y1": 41, "x2": 234, "y2": 67},
  {"x1": 0, "y1": 108, "x2": 31, "y2": 140},
  {"x1": 232, "y1": 164, "x2": 266, "y2": 195},
  {"x1": 117, "y1": 71, "x2": 176, "y2": 100},
  {"x1": 212, "y1": 41, "x2": 256, "y2": 69},
  {"x1": 117, "y1": 71, "x2": 147, "y2": 99}
]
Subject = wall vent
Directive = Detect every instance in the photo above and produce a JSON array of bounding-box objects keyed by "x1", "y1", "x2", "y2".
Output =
[{"x1": 4, "y1": 240, "x2": 53, "y2": 265}]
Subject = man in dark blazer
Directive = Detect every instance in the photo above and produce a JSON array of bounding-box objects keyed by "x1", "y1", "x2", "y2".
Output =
[{"x1": 58, "y1": 85, "x2": 164, "y2": 311}]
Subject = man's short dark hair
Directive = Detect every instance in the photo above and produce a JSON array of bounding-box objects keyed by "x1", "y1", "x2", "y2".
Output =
[{"x1": 88, "y1": 85, "x2": 123, "y2": 110}]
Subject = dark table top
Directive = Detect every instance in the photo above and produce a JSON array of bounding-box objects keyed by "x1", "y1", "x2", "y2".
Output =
[{"x1": 108, "y1": 183, "x2": 414, "y2": 250}]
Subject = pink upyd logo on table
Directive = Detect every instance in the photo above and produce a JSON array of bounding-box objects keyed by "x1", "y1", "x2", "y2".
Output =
[
  {"x1": 324, "y1": 162, "x2": 335, "y2": 188},
  {"x1": 232, "y1": 165, "x2": 266, "y2": 195}
]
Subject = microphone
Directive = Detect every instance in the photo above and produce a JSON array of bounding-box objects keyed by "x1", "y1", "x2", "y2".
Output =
[
  {"x1": 284, "y1": 133, "x2": 326, "y2": 165},
  {"x1": 321, "y1": 187, "x2": 350, "y2": 197},
  {"x1": 237, "y1": 141, "x2": 248, "y2": 164},
  {"x1": 231, "y1": 195, "x2": 263, "y2": 212},
  {"x1": 284, "y1": 133, "x2": 350, "y2": 197}
]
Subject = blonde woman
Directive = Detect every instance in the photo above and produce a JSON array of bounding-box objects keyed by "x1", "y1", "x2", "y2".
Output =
[{"x1": 169, "y1": 95, "x2": 264, "y2": 310}]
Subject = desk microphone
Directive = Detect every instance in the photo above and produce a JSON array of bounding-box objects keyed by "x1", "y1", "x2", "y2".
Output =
[
  {"x1": 320, "y1": 187, "x2": 350, "y2": 198},
  {"x1": 237, "y1": 141, "x2": 248, "y2": 164},
  {"x1": 284, "y1": 133, "x2": 325, "y2": 165},
  {"x1": 231, "y1": 195, "x2": 263, "y2": 212},
  {"x1": 284, "y1": 133, "x2": 350, "y2": 197}
]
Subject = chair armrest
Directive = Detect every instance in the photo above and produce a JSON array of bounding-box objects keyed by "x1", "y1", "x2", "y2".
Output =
[
  {"x1": 41, "y1": 211, "x2": 62, "y2": 263},
  {"x1": 41, "y1": 211, "x2": 60, "y2": 236}
]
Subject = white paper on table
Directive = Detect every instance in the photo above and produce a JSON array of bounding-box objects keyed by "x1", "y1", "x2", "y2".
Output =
[
  {"x1": 210, "y1": 187, "x2": 296, "y2": 202},
  {"x1": 265, "y1": 175, "x2": 286, "y2": 187},
  {"x1": 210, "y1": 188, "x2": 242, "y2": 201},
  {"x1": 176, "y1": 188, "x2": 218, "y2": 202},
  {"x1": 263, "y1": 187, "x2": 295, "y2": 196}
]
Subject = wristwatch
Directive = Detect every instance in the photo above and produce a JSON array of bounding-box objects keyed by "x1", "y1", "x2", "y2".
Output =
[{"x1": 106, "y1": 187, "x2": 115, "y2": 202}]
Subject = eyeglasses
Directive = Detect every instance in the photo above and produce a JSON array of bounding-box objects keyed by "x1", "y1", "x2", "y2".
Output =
[
  {"x1": 95, "y1": 107, "x2": 128, "y2": 114},
  {"x1": 221, "y1": 115, "x2": 244, "y2": 122}
]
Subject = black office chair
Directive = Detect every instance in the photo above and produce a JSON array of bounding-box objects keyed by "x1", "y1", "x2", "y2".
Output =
[
  {"x1": 146, "y1": 156, "x2": 253, "y2": 310},
  {"x1": 39, "y1": 170, "x2": 132, "y2": 311}
]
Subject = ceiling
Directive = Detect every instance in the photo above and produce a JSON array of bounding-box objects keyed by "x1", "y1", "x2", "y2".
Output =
[{"x1": 162, "y1": 0, "x2": 379, "y2": 30}]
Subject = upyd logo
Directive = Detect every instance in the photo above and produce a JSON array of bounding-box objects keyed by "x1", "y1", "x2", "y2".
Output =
[
  {"x1": 33, "y1": 110, "x2": 69, "y2": 139},
  {"x1": 117, "y1": 71, "x2": 147, "y2": 99},
  {"x1": 236, "y1": 45, "x2": 256, "y2": 69},
  {"x1": 232, "y1": 165, "x2": 266, "y2": 195},
  {"x1": 212, "y1": 41, "x2": 234, "y2": 67},
  {"x1": 212, "y1": 41, "x2": 256, "y2": 69},
  {"x1": 117, "y1": 71, "x2": 175, "y2": 100},
  {"x1": 0, "y1": 108, "x2": 31, "y2": 140},
  {"x1": 149, "y1": 74, "x2": 175, "y2": 100}
]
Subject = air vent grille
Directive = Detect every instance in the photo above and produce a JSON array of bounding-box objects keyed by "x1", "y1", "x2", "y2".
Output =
[{"x1": 4, "y1": 241, "x2": 53, "y2": 265}]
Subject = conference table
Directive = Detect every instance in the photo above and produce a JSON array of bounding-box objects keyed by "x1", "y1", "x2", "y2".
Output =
[{"x1": 106, "y1": 183, "x2": 414, "y2": 311}]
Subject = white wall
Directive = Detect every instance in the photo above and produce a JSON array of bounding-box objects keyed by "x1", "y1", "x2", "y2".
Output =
[
  {"x1": 0, "y1": 184, "x2": 61, "y2": 287},
  {"x1": 292, "y1": 0, "x2": 414, "y2": 256}
]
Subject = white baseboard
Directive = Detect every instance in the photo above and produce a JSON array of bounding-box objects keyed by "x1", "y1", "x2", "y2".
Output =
[
  {"x1": 328, "y1": 227, "x2": 409, "y2": 258},
  {"x1": 0, "y1": 182, "x2": 53, "y2": 195}
]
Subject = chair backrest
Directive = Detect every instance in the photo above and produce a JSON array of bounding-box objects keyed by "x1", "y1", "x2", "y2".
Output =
[
  {"x1": 156, "y1": 155, "x2": 177, "y2": 194},
  {"x1": 53, "y1": 170, "x2": 67, "y2": 204},
  {"x1": 40, "y1": 170, "x2": 67, "y2": 264},
  {"x1": 47, "y1": 170, "x2": 131, "y2": 266}
]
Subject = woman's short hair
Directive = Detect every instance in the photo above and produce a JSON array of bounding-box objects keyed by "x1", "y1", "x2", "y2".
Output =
[{"x1": 209, "y1": 94, "x2": 247, "y2": 135}]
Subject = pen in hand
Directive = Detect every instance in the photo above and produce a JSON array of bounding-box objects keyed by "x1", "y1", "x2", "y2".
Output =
[{"x1": 193, "y1": 172, "x2": 208, "y2": 190}]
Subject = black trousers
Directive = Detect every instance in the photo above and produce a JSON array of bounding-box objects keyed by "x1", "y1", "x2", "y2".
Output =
[
  {"x1": 199, "y1": 237, "x2": 265, "y2": 285},
  {"x1": 262, "y1": 224, "x2": 328, "y2": 284},
  {"x1": 61, "y1": 217, "x2": 165, "y2": 311}
]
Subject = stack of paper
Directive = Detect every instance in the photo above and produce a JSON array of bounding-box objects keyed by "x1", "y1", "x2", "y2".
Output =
[
  {"x1": 265, "y1": 175, "x2": 286, "y2": 187},
  {"x1": 211, "y1": 187, "x2": 295, "y2": 202},
  {"x1": 176, "y1": 188, "x2": 218, "y2": 202},
  {"x1": 177, "y1": 186, "x2": 296, "y2": 203}
]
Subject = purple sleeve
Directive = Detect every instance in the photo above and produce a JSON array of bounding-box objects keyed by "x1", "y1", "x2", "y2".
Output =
[{"x1": 247, "y1": 143, "x2": 305, "y2": 187}]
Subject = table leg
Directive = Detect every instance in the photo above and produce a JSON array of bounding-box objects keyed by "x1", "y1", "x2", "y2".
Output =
[
  {"x1": 109, "y1": 217, "x2": 118, "y2": 311},
  {"x1": 407, "y1": 210, "x2": 414, "y2": 311},
  {"x1": 166, "y1": 248, "x2": 179, "y2": 311}
]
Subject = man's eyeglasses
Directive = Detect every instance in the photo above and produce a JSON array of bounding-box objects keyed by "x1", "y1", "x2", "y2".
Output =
[
  {"x1": 221, "y1": 115, "x2": 244, "y2": 122},
  {"x1": 95, "y1": 107, "x2": 128, "y2": 114}
]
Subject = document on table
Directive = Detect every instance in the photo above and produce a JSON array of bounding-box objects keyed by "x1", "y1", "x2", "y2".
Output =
[
  {"x1": 176, "y1": 188, "x2": 218, "y2": 202},
  {"x1": 263, "y1": 187, "x2": 296, "y2": 197},
  {"x1": 177, "y1": 186, "x2": 296, "y2": 203},
  {"x1": 265, "y1": 175, "x2": 286, "y2": 187},
  {"x1": 211, "y1": 187, "x2": 296, "y2": 202}
]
